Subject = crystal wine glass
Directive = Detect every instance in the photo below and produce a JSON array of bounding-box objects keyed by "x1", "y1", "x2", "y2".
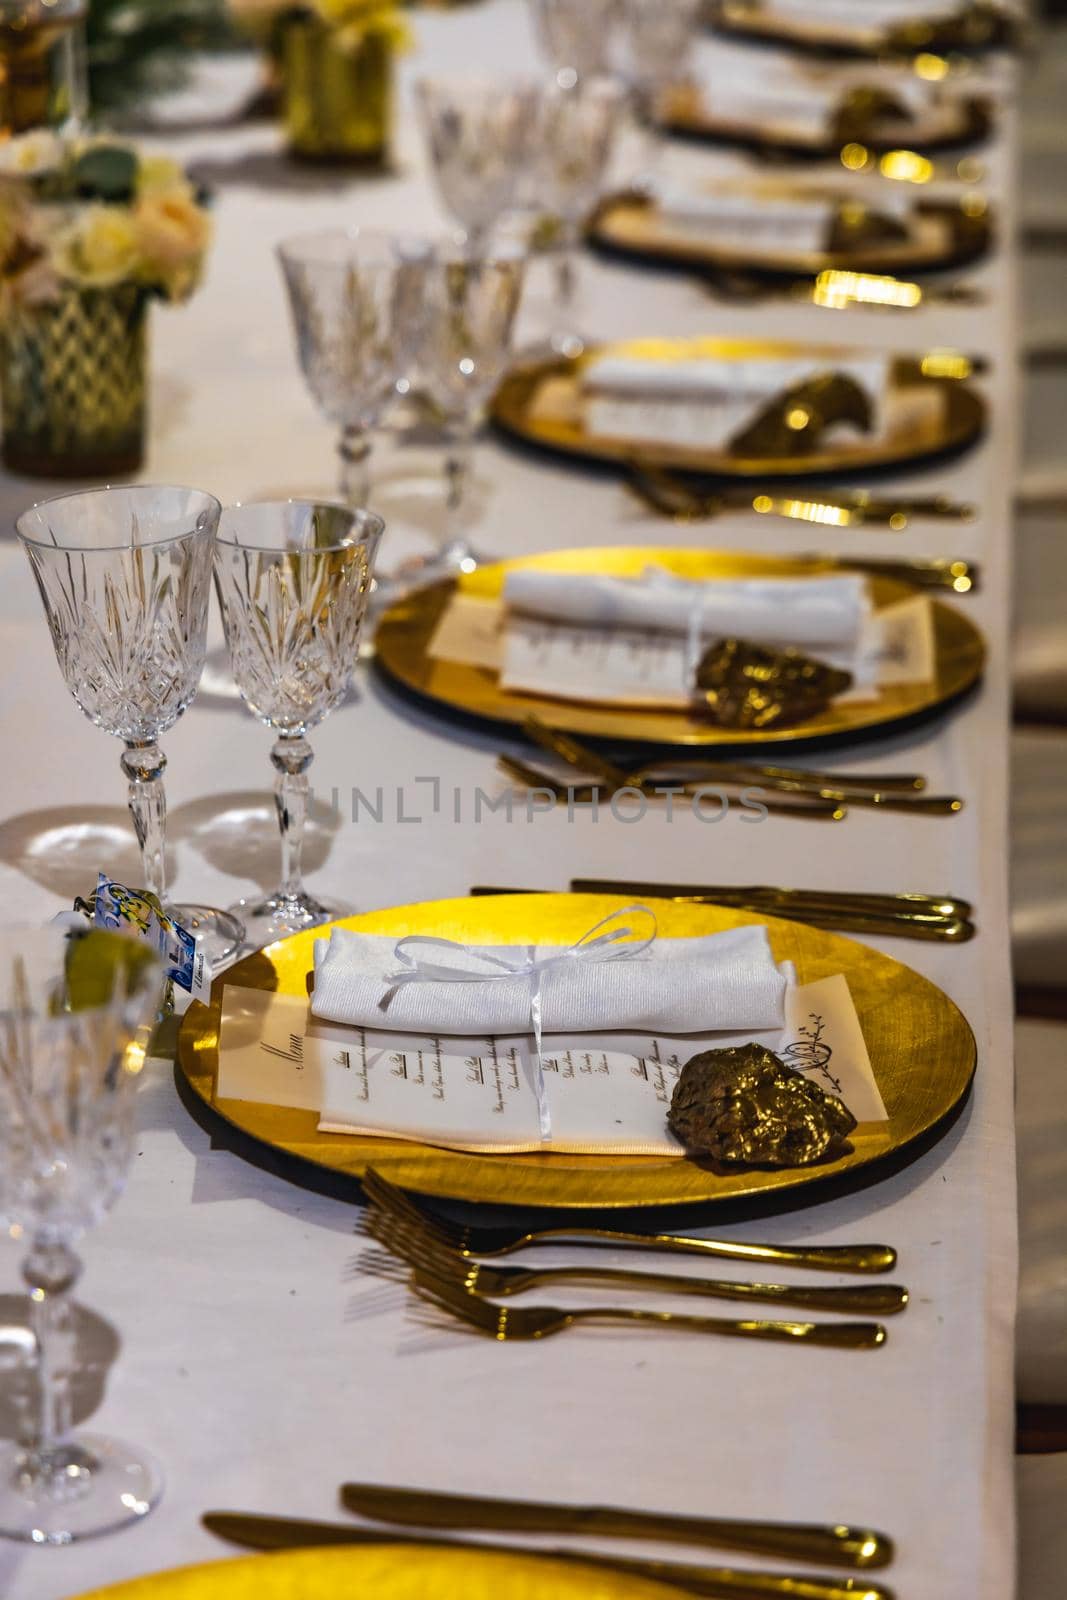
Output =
[
  {"x1": 213, "y1": 500, "x2": 383, "y2": 947},
  {"x1": 620, "y1": 0, "x2": 703, "y2": 185},
  {"x1": 532, "y1": 74, "x2": 625, "y2": 349},
  {"x1": 415, "y1": 238, "x2": 527, "y2": 577},
  {"x1": 16, "y1": 486, "x2": 244, "y2": 965},
  {"x1": 0, "y1": 925, "x2": 163, "y2": 1543},
  {"x1": 415, "y1": 76, "x2": 539, "y2": 256},
  {"x1": 528, "y1": 0, "x2": 619, "y2": 77},
  {"x1": 277, "y1": 227, "x2": 430, "y2": 507}
]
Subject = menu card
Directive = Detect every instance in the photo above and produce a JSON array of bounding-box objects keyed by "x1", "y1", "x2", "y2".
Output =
[{"x1": 216, "y1": 971, "x2": 887, "y2": 1157}]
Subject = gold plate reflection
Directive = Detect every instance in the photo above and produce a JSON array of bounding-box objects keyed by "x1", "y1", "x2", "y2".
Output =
[
  {"x1": 77, "y1": 1543, "x2": 672, "y2": 1600},
  {"x1": 590, "y1": 193, "x2": 991, "y2": 278},
  {"x1": 177, "y1": 893, "x2": 977, "y2": 1211},
  {"x1": 660, "y1": 86, "x2": 992, "y2": 159},
  {"x1": 491, "y1": 340, "x2": 985, "y2": 479},
  {"x1": 716, "y1": 0, "x2": 1010, "y2": 58},
  {"x1": 373, "y1": 547, "x2": 985, "y2": 748}
]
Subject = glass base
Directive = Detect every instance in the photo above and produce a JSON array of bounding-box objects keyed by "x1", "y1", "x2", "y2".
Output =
[
  {"x1": 375, "y1": 540, "x2": 490, "y2": 604},
  {"x1": 518, "y1": 329, "x2": 587, "y2": 363},
  {"x1": 165, "y1": 903, "x2": 245, "y2": 968},
  {"x1": 0, "y1": 1434, "x2": 162, "y2": 1544},
  {"x1": 230, "y1": 890, "x2": 345, "y2": 950}
]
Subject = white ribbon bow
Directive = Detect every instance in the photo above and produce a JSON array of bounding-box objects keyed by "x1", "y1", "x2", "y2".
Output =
[
  {"x1": 383, "y1": 906, "x2": 658, "y2": 1139},
  {"x1": 639, "y1": 568, "x2": 711, "y2": 691}
]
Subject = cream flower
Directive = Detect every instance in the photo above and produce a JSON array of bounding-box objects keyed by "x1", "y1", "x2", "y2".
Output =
[
  {"x1": 0, "y1": 130, "x2": 64, "y2": 179},
  {"x1": 133, "y1": 189, "x2": 212, "y2": 300},
  {"x1": 55, "y1": 205, "x2": 142, "y2": 289}
]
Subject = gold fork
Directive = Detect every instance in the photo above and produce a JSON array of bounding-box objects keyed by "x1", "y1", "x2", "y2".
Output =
[
  {"x1": 522, "y1": 718, "x2": 964, "y2": 816},
  {"x1": 524, "y1": 723, "x2": 928, "y2": 795},
  {"x1": 360, "y1": 1169, "x2": 898, "y2": 1274},
  {"x1": 499, "y1": 754, "x2": 849, "y2": 821},
  {"x1": 363, "y1": 1207, "x2": 910, "y2": 1316},
  {"x1": 411, "y1": 1265, "x2": 887, "y2": 1348}
]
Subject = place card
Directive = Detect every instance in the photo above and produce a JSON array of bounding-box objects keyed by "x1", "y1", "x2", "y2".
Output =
[{"x1": 215, "y1": 969, "x2": 886, "y2": 1156}]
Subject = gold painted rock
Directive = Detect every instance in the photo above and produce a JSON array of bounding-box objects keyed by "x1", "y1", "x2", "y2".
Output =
[
  {"x1": 695, "y1": 637, "x2": 854, "y2": 730},
  {"x1": 668, "y1": 1041, "x2": 857, "y2": 1166}
]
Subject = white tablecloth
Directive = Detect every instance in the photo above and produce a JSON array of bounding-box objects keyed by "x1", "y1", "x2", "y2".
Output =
[{"x1": 0, "y1": 8, "x2": 1019, "y2": 1598}]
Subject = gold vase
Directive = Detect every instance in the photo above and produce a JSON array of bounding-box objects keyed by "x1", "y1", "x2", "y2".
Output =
[
  {"x1": 0, "y1": 283, "x2": 148, "y2": 478},
  {"x1": 281, "y1": 15, "x2": 392, "y2": 166}
]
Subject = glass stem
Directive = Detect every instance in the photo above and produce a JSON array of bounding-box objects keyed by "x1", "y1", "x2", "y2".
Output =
[
  {"x1": 121, "y1": 741, "x2": 167, "y2": 902},
  {"x1": 463, "y1": 224, "x2": 488, "y2": 260},
  {"x1": 554, "y1": 220, "x2": 581, "y2": 317},
  {"x1": 634, "y1": 85, "x2": 663, "y2": 192},
  {"x1": 443, "y1": 418, "x2": 476, "y2": 555},
  {"x1": 271, "y1": 736, "x2": 313, "y2": 902},
  {"x1": 338, "y1": 427, "x2": 371, "y2": 507},
  {"x1": 22, "y1": 1239, "x2": 82, "y2": 1482}
]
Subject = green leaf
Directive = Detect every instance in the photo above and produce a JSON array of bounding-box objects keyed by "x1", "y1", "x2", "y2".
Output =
[{"x1": 72, "y1": 145, "x2": 139, "y2": 203}]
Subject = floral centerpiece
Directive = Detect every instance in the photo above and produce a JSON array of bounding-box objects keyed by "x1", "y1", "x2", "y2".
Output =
[
  {"x1": 0, "y1": 132, "x2": 211, "y2": 476},
  {"x1": 228, "y1": 0, "x2": 412, "y2": 163}
]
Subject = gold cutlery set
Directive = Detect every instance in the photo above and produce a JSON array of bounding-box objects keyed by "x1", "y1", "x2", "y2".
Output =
[
  {"x1": 359, "y1": 1175, "x2": 903, "y2": 1349},
  {"x1": 471, "y1": 883, "x2": 974, "y2": 942},
  {"x1": 202, "y1": 1173, "x2": 904, "y2": 1595},
  {"x1": 625, "y1": 464, "x2": 976, "y2": 534},
  {"x1": 498, "y1": 717, "x2": 967, "y2": 827},
  {"x1": 702, "y1": 266, "x2": 984, "y2": 311},
  {"x1": 202, "y1": 1509, "x2": 896, "y2": 1600}
]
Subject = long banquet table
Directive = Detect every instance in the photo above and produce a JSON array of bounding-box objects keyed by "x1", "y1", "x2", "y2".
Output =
[{"x1": 0, "y1": 6, "x2": 1020, "y2": 1597}]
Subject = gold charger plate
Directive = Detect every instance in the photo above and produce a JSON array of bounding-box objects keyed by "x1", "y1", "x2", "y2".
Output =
[
  {"x1": 373, "y1": 546, "x2": 985, "y2": 748},
  {"x1": 78, "y1": 1544, "x2": 670, "y2": 1600},
  {"x1": 177, "y1": 892, "x2": 977, "y2": 1211},
  {"x1": 660, "y1": 83, "x2": 992, "y2": 157},
  {"x1": 590, "y1": 191, "x2": 991, "y2": 278},
  {"x1": 713, "y1": 0, "x2": 1015, "y2": 57},
  {"x1": 491, "y1": 339, "x2": 985, "y2": 480}
]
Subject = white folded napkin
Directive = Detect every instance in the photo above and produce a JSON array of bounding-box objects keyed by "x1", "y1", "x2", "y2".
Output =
[
  {"x1": 650, "y1": 180, "x2": 913, "y2": 254},
  {"x1": 699, "y1": 53, "x2": 937, "y2": 139},
  {"x1": 311, "y1": 923, "x2": 789, "y2": 1037},
  {"x1": 504, "y1": 567, "x2": 869, "y2": 653},
  {"x1": 580, "y1": 353, "x2": 887, "y2": 452},
  {"x1": 652, "y1": 183, "x2": 835, "y2": 252},
  {"x1": 760, "y1": 0, "x2": 958, "y2": 32}
]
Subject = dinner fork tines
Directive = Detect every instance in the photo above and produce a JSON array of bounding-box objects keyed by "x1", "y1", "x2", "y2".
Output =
[
  {"x1": 363, "y1": 1207, "x2": 909, "y2": 1315},
  {"x1": 359, "y1": 1169, "x2": 898, "y2": 1274},
  {"x1": 411, "y1": 1266, "x2": 887, "y2": 1348},
  {"x1": 499, "y1": 756, "x2": 850, "y2": 821},
  {"x1": 521, "y1": 720, "x2": 963, "y2": 814}
]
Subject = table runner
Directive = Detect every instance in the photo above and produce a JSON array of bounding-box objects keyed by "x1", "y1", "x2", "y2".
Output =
[{"x1": 0, "y1": 6, "x2": 1017, "y2": 1597}]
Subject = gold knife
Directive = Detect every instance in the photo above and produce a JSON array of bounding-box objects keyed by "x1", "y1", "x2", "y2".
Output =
[
  {"x1": 339, "y1": 1484, "x2": 893, "y2": 1571},
  {"x1": 202, "y1": 1512, "x2": 894, "y2": 1600}
]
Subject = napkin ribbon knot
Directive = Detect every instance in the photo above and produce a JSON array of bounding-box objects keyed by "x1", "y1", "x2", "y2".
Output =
[
  {"x1": 640, "y1": 567, "x2": 713, "y2": 690},
  {"x1": 384, "y1": 905, "x2": 658, "y2": 1139}
]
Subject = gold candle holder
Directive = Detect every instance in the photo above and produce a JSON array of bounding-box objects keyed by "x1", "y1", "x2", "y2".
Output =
[{"x1": 281, "y1": 14, "x2": 392, "y2": 166}]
